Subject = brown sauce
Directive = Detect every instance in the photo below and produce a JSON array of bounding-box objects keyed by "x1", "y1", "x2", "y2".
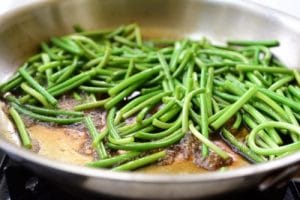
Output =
[
  {"x1": 139, "y1": 140, "x2": 249, "y2": 174},
  {"x1": 28, "y1": 125, "x2": 94, "y2": 165},
  {"x1": 27, "y1": 123, "x2": 249, "y2": 173}
]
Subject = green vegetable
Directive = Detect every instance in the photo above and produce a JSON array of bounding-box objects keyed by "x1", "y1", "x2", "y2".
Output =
[
  {"x1": 2, "y1": 24, "x2": 299, "y2": 171},
  {"x1": 9, "y1": 107, "x2": 32, "y2": 149}
]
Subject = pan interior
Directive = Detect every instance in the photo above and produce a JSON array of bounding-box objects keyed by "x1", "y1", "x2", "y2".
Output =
[{"x1": 0, "y1": 0, "x2": 300, "y2": 176}]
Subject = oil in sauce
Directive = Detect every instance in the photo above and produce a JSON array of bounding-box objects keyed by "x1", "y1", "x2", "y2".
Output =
[
  {"x1": 28, "y1": 125, "x2": 94, "y2": 165},
  {"x1": 139, "y1": 140, "x2": 249, "y2": 174},
  {"x1": 27, "y1": 124, "x2": 248, "y2": 173}
]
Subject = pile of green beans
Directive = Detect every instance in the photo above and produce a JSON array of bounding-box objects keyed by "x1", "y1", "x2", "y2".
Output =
[{"x1": 1, "y1": 24, "x2": 300, "y2": 171}]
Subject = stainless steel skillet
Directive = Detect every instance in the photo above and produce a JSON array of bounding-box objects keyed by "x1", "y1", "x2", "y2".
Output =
[{"x1": 0, "y1": 0, "x2": 300, "y2": 199}]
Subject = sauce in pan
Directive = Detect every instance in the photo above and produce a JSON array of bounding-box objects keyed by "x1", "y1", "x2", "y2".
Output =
[
  {"x1": 27, "y1": 123, "x2": 249, "y2": 173},
  {"x1": 28, "y1": 125, "x2": 94, "y2": 165}
]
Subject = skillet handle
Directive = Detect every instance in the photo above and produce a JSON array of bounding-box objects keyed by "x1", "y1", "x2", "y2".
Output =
[{"x1": 259, "y1": 163, "x2": 300, "y2": 191}]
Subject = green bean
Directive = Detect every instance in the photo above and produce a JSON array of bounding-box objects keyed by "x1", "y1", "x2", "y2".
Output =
[
  {"x1": 122, "y1": 91, "x2": 171, "y2": 119},
  {"x1": 119, "y1": 91, "x2": 161, "y2": 115},
  {"x1": 105, "y1": 84, "x2": 139, "y2": 109},
  {"x1": 119, "y1": 100, "x2": 177, "y2": 135},
  {"x1": 182, "y1": 88, "x2": 206, "y2": 133},
  {"x1": 38, "y1": 61, "x2": 63, "y2": 72},
  {"x1": 136, "y1": 107, "x2": 150, "y2": 124},
  {"x1": 135, "y1": 26, "x2": 143, "y2": 46},
  {"x1": 105, "y1": 25, "x2": 125, "y2": 38},
  {"x1": 277, "y1": 90, "x2": 299, "y2": 142},
  {"x1": 144, "y1": 72, "x2": 164, "y2": 86},
  {"x1": 112, "y1": 151, "x2": 166, "y2": 171},
  {"x1": 51, "y1": 37, "x2": 82, "y2": 55},
  {"x1": 70, "y1": 35, "x2": 101, "y2": 51},
  {"x1": 206, "y1": 67, "x2": 214, "y2": 117},
  {"x1": 199, "y1": 64, "x2": 210, "y2": 157},
  {"x1": 74, "y1": 40, "x2": 97, "y2": 59},
  {"x1": 19, "y1": 68, "x2": 57, "y2": 106},
  {"x1": 109, "y1": 70, "x2": 127, "y2": 81},
  {"x1": 170, "y1": 40, "x2": 188, "y2": 72},
  {"x1": 214, "y1": 66, "x2": 230, "y2": 75},
  {"x1": 248, "y1": 122, "x2": 300, "y2": 155},
  {"x1": 232, "y1": 112, "x2": 242, "y2": 129},
  {"x1": 185, "y1": 63, "x2": 194, "y2": 93},
  {"x1": 244, "y1": 46, "x2": 272, "y2": 65},
  {"x1": 256, "y1": 138, "x2": 270, "y2": 149},
  {"x1": 158, "y1": 52, "x2": 174, "y2": 91},
  {"x1": 141, "y1": 86, "x2": 162, "y2": 95},
  {"x1": 56, "y1": 56, "x2": 79, "y2": 83},
  {"x1": 12, "y1": 103, "x2": 82, "y2": 124},
  {"x1": 97, "y1": 44, "x2": 111, "y2": 69},
  {"x1": 92, "y1": 128, "x2": 109, "y2": 147},
  {"x1": 87, "y1": 151, "x2": 140, "y2": 168},
  {"x1": 288, "y1": 85, "x2": 300, "y2": 99},
  {"x1": 208, "y1": 106, "x2": 231, "y2": 124},
  {"x1": 246, "y1": 73, "x2": 264, "y2": 87},
  {"x1": 258, "y1": 88, "x2": 300, "y2": 112},
  {"x1": 51, "y1": 75, "x2": 91, "y2": 96},
  {"x1": 9, "y1": 107, "x2": 32, "y2": 149},
  {"x1": 50, "y1": 67, "x2": 69, "y2": 82},
  {"x1": 107, "y1": 107, "x2": 134, "y2": 144},
  {"x1": 109, "y1": 129, "x2": 184, "y2": 151},
  {"x1": 41, "y1": 42, "x2": 63, "y2": 60},
  {"x1": 83, "y1": 116, "x2": 108, "y2": 159},
  {"x1": 26, "y1": 53, "x2": 41, "y2": 63},
  {"x1": 159, "y1": 105, "x2": 181, "y2": 122},
  {"x1": 49, "y1": 68, "x2": 97, "y2": 95},
  {"x1": 24, "y1": 104, "x2": 83, "y2": 117},
  {"x1": 268, "y1": 76, "x2": 294, "y2": 91},
  {"x1": 135, "y1": 118, "x2": 181, "y2": 140},
  {"x1": 212, "y1": 98, "x2": 220, "y2": 113},
  {"x1": 242, "y1": 114, "x2": 278, "y2": 148},
  {"x1": 221, "y1": 128, "x2": 264, "y2": 163},
  {"x1": 108, "y1": 135, "x2": 134, "y2": 145},
  {"x1": 161, "y1": 80, "x2": 169, "y2": 92},
  {"x1": 236, "y1": 64, "x2": 293, "y2": 74},
  {"x1": 294, "y1": 70, "x2": 300, "y2": 86},
  {"x1": 109, "y1": 65, "x2": 161, "y2": 96},
  {"x1": 198, "y1": 49, "x2": 249, "y2": 63},
  {"x1": 84, "y1": 57, "x2": 104, "y2": 69},
  {"x1": 74, "y1": 98, "x2": 109, "y2": 111},
  {"x1": 0, "y1": 76, "x2": 24, "y2": 94},
  {"x1": 125, "y1": 59, "x2": 135, "y2": 79},
  {"x1": 227, "y1": 40, "x2": 279, "y2": 47},
  {"x1": 89, "y1": 80, "x2": 114, "y2": 87},
  {"x1": 205, "y1": 60, "x2": 237, "y2": 67},
  {"x1": 20, "y1": 83, "x2": 50, "y2": 108},
  {"x1": 252, "y1": 101, "x2": 285, "y2": 122},
  {"x1": 294, "y1": 112, "x2": 300, "y2": 121},
  {"x1": 114, "y1": 36, "x2": 136, "y2": 47},
  {"x1": 243, "y1": 104, "x2": 282, "y2": 144},
  {"x1": 211, "y1": 86, "x2": 257, "y2": 130},
  {"x1": 253, "y1": 70, "x2": 271, "y2": 86},
  {"x1": 213, "y1": 90, "x2": 238, "y2": 102},
  {"x1": 152, "y1": 118, "x2": 174, "y2": 129},
  {"x1": 255, "y1": 91, "x2": 290, "y2": 122},
  {"x1": 41, "y1": 53, "x2": 53, "y2": 87},
  {"x1": 213, "y1": 95, "x2": 230, "y2": 107},
  {"x1": 79, "y1": 86, "x2": 109, "y2": 93},
  {"x1": 189, "y1": 123, "x2": 230, "y2": 159},
  {"x1": 172, "y1": 50, "x2": 192, "y2": 77}
]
